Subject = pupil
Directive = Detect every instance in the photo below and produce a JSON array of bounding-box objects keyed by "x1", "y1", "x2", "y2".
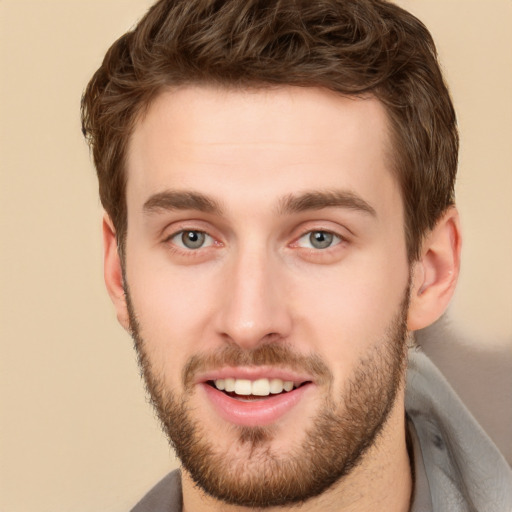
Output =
[
  {"x1": 182, "y1": 231, "x2": 205, "y2": 249},
  {"x1": 310, "y1": 231, "x2": 332, "y2": 249}
]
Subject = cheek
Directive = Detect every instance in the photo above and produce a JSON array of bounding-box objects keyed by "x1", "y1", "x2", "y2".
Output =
[
  {"x1": 125, "y1": 259, "x2": 221, "y2": 382},
  {"x1": 293, "y1": 251, "x2": 409, "y2": 379}
]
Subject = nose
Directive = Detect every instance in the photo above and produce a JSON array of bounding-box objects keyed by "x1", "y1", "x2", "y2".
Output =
[{"x1": 214, "y1": 246, "x2": 293, "y2": 350}]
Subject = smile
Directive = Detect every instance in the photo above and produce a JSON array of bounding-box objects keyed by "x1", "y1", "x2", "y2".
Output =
[
  {"x1": 201, "y1": 374, "x2": 314, "y2": 426},
  {"x1": 210, "y1": 377, "x2": 302, "y2": 398}
]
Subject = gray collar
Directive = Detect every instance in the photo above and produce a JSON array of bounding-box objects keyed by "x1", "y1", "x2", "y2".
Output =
[
  {"x1": 408, "y1": 418, "x2": 433, "y2": 512},
  {"x1": 406, "y1": 348, "x2": 512, "y2": 512}
]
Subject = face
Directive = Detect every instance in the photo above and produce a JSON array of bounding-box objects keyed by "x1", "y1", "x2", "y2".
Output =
[{"x1": 121, "y1": 86, "x2": 411, "y2": 506}]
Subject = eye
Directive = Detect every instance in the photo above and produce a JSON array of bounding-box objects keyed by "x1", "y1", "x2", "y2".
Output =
[
  {"x1": 296, "y1": 230, "x2": 342, "y2": 250},
  {"x1": 170, "y1": 230, "x2": 214, "y2": 250}
]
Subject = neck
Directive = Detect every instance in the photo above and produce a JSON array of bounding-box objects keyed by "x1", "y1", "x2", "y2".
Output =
[{"x1": 181, "y1": 394, "x2": 412, "y2": 512}]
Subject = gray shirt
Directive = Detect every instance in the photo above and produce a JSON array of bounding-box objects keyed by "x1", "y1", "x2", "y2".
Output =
[{"x1": 131, "y1": 349, "x2": 512, "y2": 511}]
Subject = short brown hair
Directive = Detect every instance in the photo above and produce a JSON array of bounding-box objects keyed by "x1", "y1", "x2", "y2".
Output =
[{"x1": 81, "y1": 0, "x2": 458, "y2": 261}]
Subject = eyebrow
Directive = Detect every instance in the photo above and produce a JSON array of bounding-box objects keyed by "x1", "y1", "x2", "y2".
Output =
[
  {"x1": 143, "y1": 190, "x2": 224, "y2": 216},
  {"x1": 277, "y1": 190, "x2": 377, "y2": 217},
  {"x1": 142, "y1": 188, "x2": 376, "y2": 218}
]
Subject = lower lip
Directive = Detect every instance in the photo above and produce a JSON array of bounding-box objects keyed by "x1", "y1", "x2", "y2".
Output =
[{"x1": 202, "y1": 383, "x2": 313, "y2": 427}]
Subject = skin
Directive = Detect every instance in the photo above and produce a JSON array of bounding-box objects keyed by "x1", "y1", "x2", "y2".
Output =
[{"x1": 103, "y1": 85, "x2": 461, "y2": 512}]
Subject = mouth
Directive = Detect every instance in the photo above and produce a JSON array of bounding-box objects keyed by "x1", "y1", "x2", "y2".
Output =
[
  {"x1": 206, "y1": 378, "x2": 310, "y2": 401},
  {"x1": 200, "y1": 373, "x2": 315, "y2": 426}
]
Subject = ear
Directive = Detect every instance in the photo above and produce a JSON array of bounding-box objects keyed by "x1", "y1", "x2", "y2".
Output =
[
  {"x1": 103, "y1": 214, "x2": 130, "y2": 332},
  {"x1": 407, "y1": 207, "x2": 462, "y2": 331}
]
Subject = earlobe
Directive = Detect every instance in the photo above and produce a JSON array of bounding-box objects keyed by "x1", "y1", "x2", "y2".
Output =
[
  {"x1": 407, "y1": 207, "x2": 462, "y2": 331},
  {"x1": 102, "y1": 214, "x2": 130, "y2": 332}
]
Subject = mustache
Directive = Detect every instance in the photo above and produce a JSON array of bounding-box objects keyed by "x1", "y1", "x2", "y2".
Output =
[{"x1": 182, "y1": 344, "x2": 333, "y2": 390}]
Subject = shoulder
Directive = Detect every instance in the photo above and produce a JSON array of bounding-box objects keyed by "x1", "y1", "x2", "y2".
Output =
[
  {"x1": 130, "y1": 469, "x2": 182, "y2": 512},
  {"x1": 406, "y1": 348, "x2": 512, "y2": 511}
]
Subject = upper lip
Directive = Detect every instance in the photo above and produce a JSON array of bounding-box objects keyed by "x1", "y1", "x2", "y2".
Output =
[{"x1": 195, "y1": 366, "x2": 314, "y2": 385}]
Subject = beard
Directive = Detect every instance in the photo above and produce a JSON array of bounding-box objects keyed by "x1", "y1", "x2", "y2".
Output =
[{"x1": 125, "y1": 286, "x2": 410, "y2": 508}]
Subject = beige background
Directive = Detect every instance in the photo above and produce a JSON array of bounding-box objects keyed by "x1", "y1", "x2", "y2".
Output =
[{"x1": 0, "y1": 1, "x2": 510, "y2": 511}]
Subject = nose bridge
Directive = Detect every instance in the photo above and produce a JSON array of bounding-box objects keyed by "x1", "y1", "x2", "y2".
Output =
[{"x1": 217, "y1": 240, "x2": 291, "y2": 348}]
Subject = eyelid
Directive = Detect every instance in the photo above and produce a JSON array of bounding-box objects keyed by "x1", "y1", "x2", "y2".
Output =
[
  {"x1": 161, "y1": 217, "x2": 215, "y2": 238},
  {"x1": 289, "y1": 221, "x2": 350, "y2": 246},
  {"x1": 160, "y1": 218, "x2": 224, "y2": 252}
]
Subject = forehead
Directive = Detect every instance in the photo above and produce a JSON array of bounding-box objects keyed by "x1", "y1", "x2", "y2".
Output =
[{"x1": 125, "y1": 85, "x2": 399, "y2": 218}]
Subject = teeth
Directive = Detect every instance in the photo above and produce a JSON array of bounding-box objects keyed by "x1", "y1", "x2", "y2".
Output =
[
  {"x1": 213, "y1": 378, "x2": 296, "y2": 396},
  {"x1": 224, "y1": 378, "x2": 236, "y2": 392},
  {"x1": 269, "y1": 378, "x2": 285, "y2": 394},
  {"x1": 252, "y1": 378, "x2": 270, "y2": 396},
  {"x1": 234, "y1": 379, "x2": 252, "y2": 395},
  {"x1": 283, "y1": 381, "x2": 294, "y2": 392}
]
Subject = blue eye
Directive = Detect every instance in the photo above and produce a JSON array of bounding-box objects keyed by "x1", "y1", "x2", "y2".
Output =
[
  {"x1": 297, "y1": 231, "x2": 341, "y2": 249},
  {"x1": 171, "y1": 230, "x2": 213, "y2": 250}
]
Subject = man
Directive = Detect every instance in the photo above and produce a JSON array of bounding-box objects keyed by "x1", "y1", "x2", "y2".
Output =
[{"x1": 81, "y1": 0, "x2": 512, "y2": 510}]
